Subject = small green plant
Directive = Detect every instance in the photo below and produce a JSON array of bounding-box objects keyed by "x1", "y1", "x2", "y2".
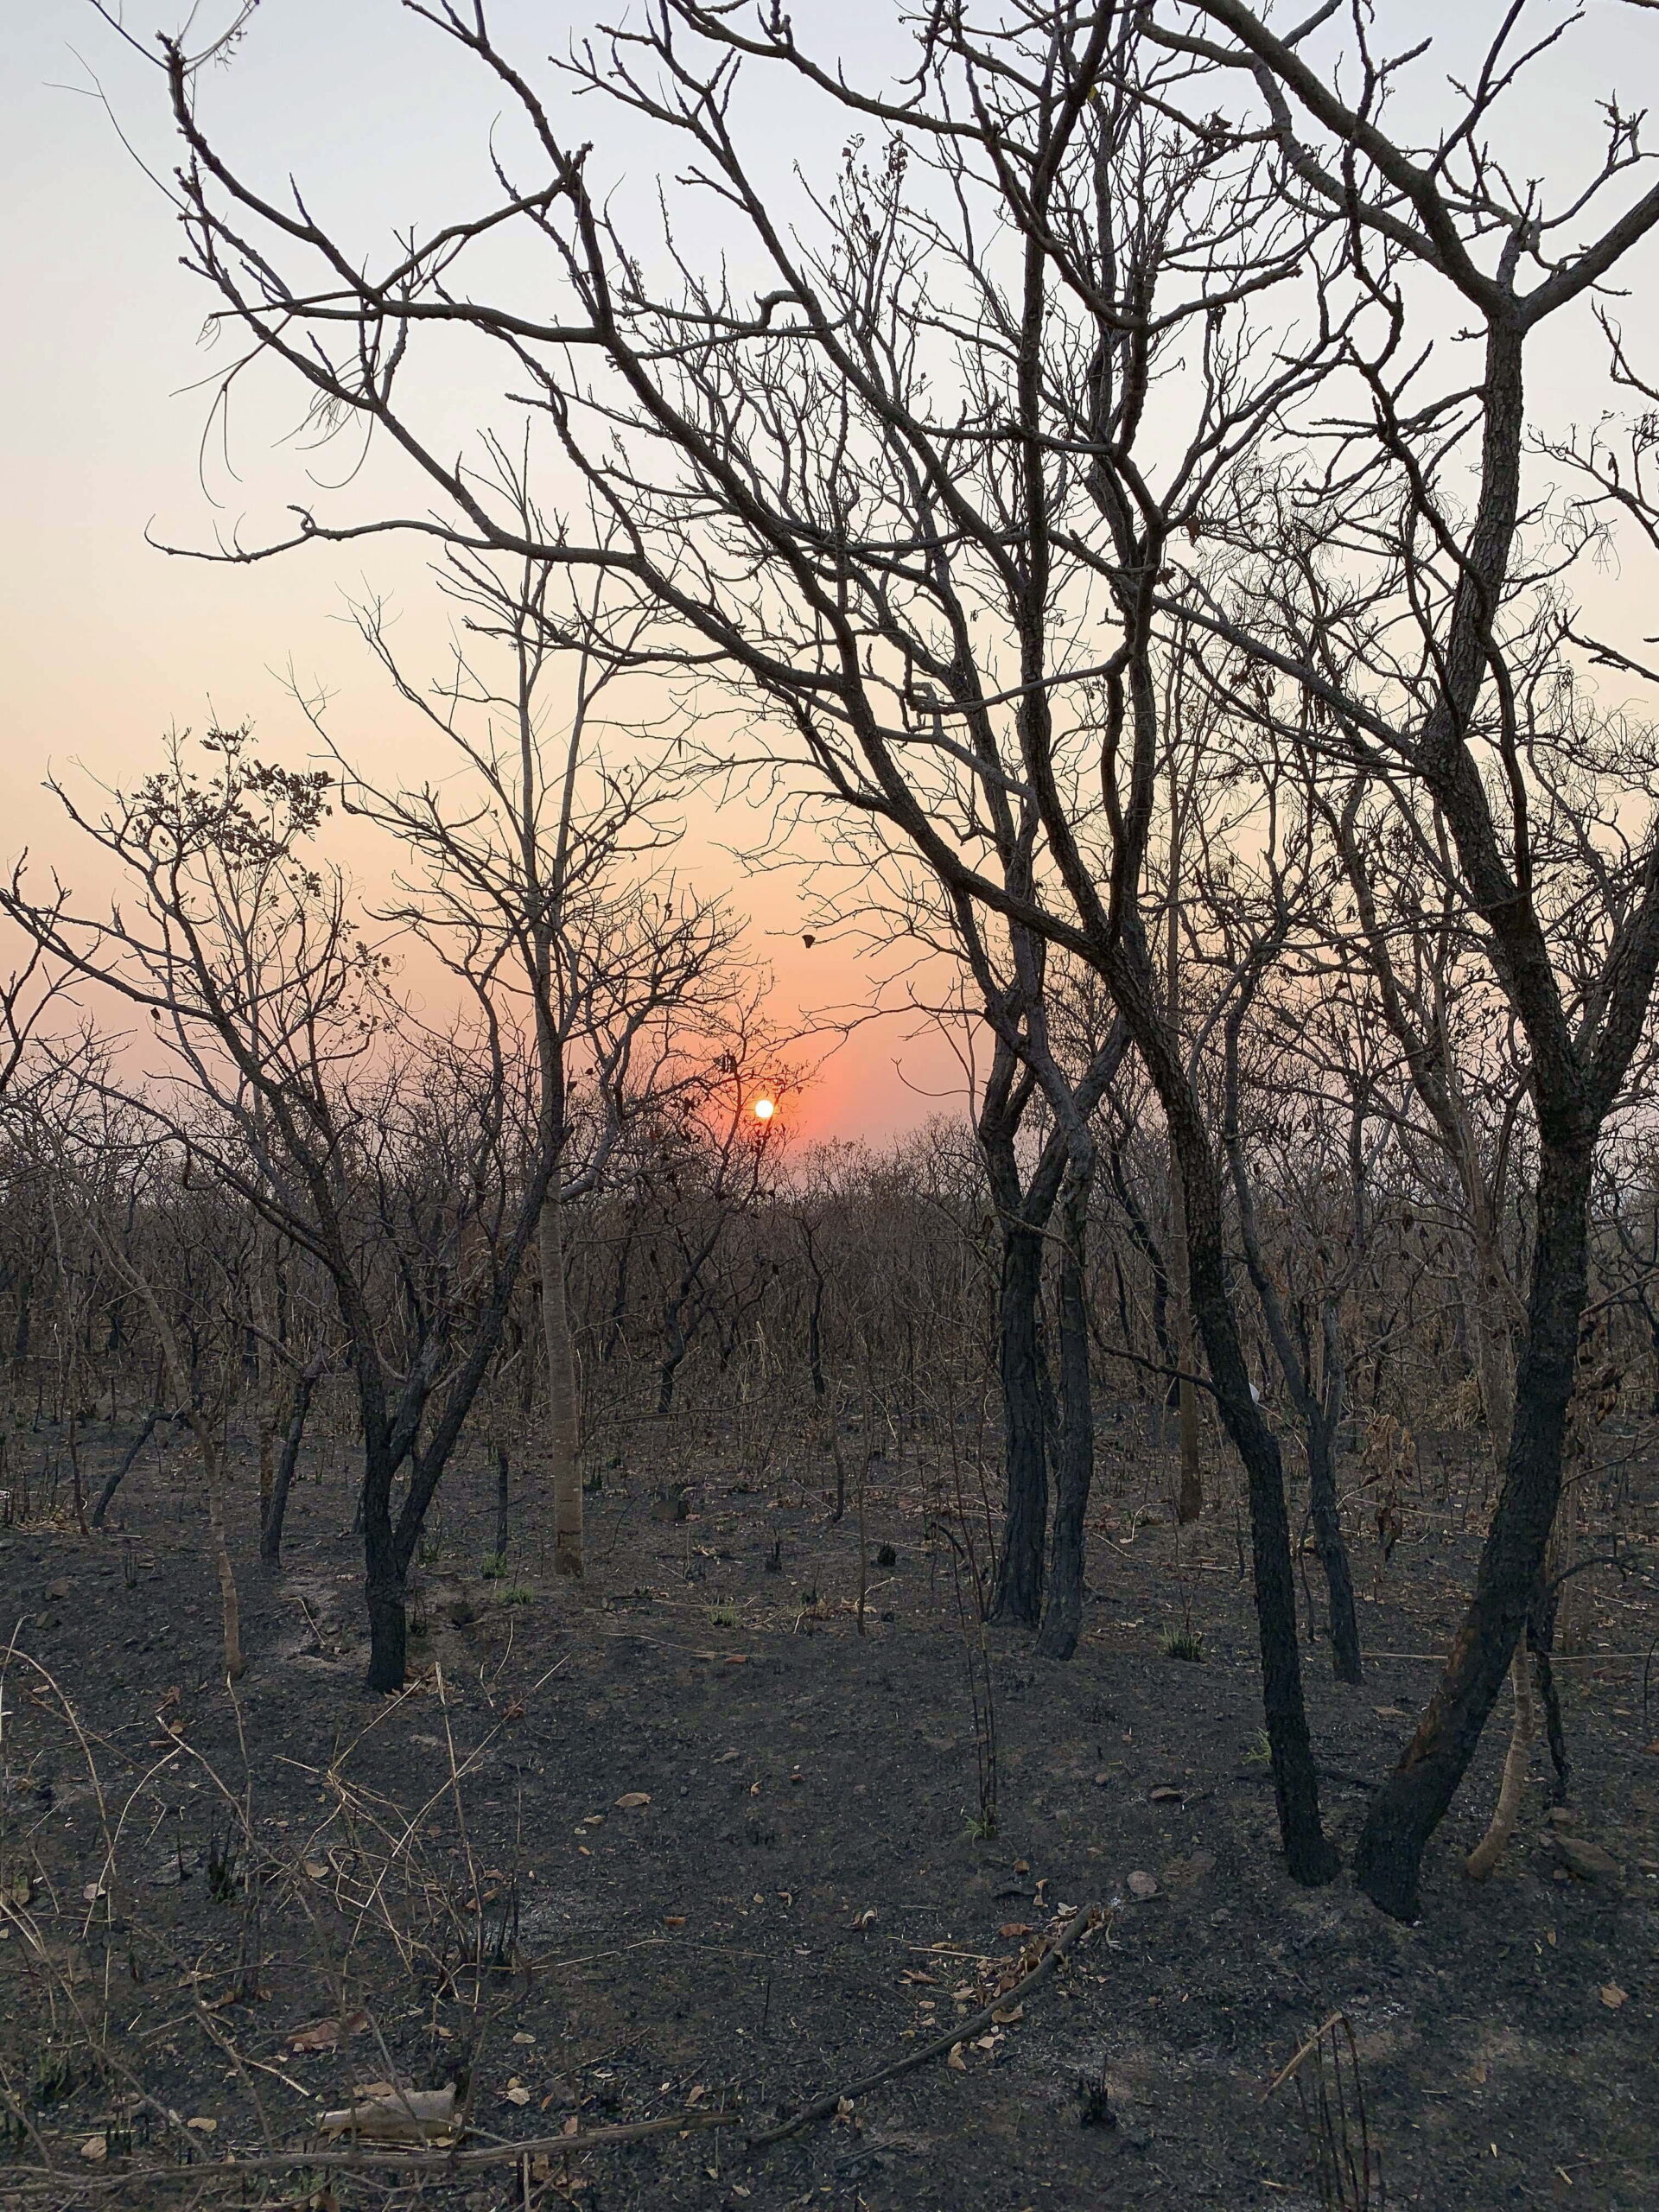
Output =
[
  {"x1": 708, "y1": 1599, "x2": 740, "y2": 1628},
  {"x1": 29, "y1": 2048, "x2": 77, "y2": 2107},
  {"x1": 1244, "y1": 1728, "x2": 1272, "y2": 1765},
  {"x1": 479, "y1": 1554, "x2": 506, "y2": 1580},
  {"x1": 502, "y1": 1582, "x2": 533, "y2": 1607},
  {"x1": 962, "y1": 1811, "x2": 997, "y2": 1841},
  {"x1": 1160, "y1": 1624, "x2": 1205, "y2": 1662}
]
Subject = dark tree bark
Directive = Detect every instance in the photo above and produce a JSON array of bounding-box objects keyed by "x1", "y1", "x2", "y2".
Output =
[
  {"x1": 1036, "y1": 1157, "x2": 1095, "y2": 1661},
  {"x1": 90, "y1": 1407, "x2": 167, "y2": 1529},
  {"x1": 1355, "y1": 1140, "x2": 1592, "y2": 1914},
  {"x1": 492, "y1": 1440, "x2": 511, "y2": 1562},
  {"x1": 992, "y1": 1217, "x2": 1051, "y2": 1624},
  {"x1": 260, "y1": 1357, "x2": 322, "y2": 1571}
]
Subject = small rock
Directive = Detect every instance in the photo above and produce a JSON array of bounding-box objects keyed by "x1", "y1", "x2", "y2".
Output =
[
  {"x1": 1126, "y1": 1870, "x2": 1160, "y2": 1900},
  {"x1": 45, "y1": 1580, "x2": 70, "y2": 1601},
  {"x1": 1545, "y1": 1832, "x2": 1622, "y2": 1885},
  {"x1": 1092, "y1": 1770, "x2": 1111, "y2": 1788}
]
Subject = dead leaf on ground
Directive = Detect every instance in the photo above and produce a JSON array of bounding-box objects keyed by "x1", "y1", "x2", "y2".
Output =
[
  {"x1": 79, "y1": 2137, "x2": 107, "y2": 2163},
  {"x1": 1127, "y1": 1870, "x2": 1160, "y2": 1900},
  {"x1": 991, "y1": 2003, "x2": 1025, "y2": 2024},
  {"x1": 185, "y1": 2117, "x2": 217, "y2": 2135},
  {"x1": 504, "y1": 2083, "x2": 531, "y2": 2107},
  {"x1": 998, "y1": 1922, "x2": 1033, "y2": 1940},
  {"x1": 614, "y1": 1791, "x2": 652, "y2": 1809},
  {"x1": 287, "y1": 2011, "x2": 368, "y2": 2053},
  {"x1": 663, "y1": 1913, "x2": 687, "y2": 1927},
  {"x1": 1600, "y1": 1984, "x2": 1629, "y2": 2009},
  {"x1": 849, "y1": 1907, "x2": 877, "y2": 1929},
  {"x1": 1148, "y1": 1786, "x2": 1182, "y2": 1803},
  {"x1": 947, "y1": 2044, "x2": 967, "y2": 2073}
]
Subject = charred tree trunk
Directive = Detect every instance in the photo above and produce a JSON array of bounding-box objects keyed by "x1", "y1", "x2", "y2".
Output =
[
  {"x1": 990, "y1": 1221, "x2": 1049, "y2": 1626},
  {"x1": 1037, "y1": 1159, "x2": 1095, "y2": 1662},
  {"x1": 260, "y1": 1357, "x2": 321, "y2": 1571},
  {"x1": 1306, "y1": 1399, "x2": 1362, "y2": 1686},
  {"x1": 90, "y1": 1407, "x2": 166, "y2": 1529},
  {"x1": 1355, "y1": 1139, "x2": 1593, "y2": 1918}
]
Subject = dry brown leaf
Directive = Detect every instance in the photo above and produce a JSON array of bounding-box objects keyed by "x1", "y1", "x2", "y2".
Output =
[
  {"x1": 1148, "y1": 1787, "x2": 1182, "y2": 1803},
  {"x1": 287, "y1": 2011, "x2": 367, "y2": 2053},
  {"x1": 302, "y1": 1860, "x2": 329, "y2": 1881},
  {"x1": 1127, "y1": 1870, "x2": 1160, "y2": 1900},
  {"x1": 663, "y1": 1913, "x2": 687, "y2": 1928},
  {"x1": 79, "y1": 2137, "x2": 107, "y2": 2163},
  {"x1": 947, "y1": 2044, "x2": 967, "y2": 2073},
  {"x1": 991, "y1": 2003, "x2": 1025, "y2": 2025},
  {"x1": 1600, "y1": 1984, "x2": 1629, "y2": 2009},
  {"x1": 614, "y1": 1792, "x2": 652, "y2": 1810},
  {"x1": 998, "y1": 1922, "x2": 1033, "y2": 1940},
  {"x1": 505, "y1": 2084, "x2": 531, "y2": 2106},
  {"x1": 185, "y1": 2117, "x2": 217, "y2": 2135},
  {"x1": 849, "y1": 1907, "x2": 877, "y2": 1929}
]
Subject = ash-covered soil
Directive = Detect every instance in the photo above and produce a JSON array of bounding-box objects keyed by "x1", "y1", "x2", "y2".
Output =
[{"x1": 0, "y1": 1413, "x2": 1654, "y2": 2209}]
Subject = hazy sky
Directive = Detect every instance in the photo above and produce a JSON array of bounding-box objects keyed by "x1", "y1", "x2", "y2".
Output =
[{"x1": 6, "y1": 2, "x2": 1659, "y2": 1138}]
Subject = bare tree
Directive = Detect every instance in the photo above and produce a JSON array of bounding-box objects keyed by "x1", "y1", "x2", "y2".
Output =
[{"x1": 143, "y1": 0, "x2": 1351, "y2": 1879}]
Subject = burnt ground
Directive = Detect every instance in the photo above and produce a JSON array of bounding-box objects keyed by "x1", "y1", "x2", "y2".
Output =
[{"x1": 0, "y1": 1407, "x2": 1656, "y2": 2211}]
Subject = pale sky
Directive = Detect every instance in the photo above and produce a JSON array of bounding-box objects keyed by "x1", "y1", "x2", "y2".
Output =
[{"x1": 6, "y1": 2, "x2": 1659, "y2": 1139}]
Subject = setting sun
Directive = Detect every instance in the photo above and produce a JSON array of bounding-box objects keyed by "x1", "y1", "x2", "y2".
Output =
[{"x1": 752, "y1": 1096, "x2": 776, "y2": 1122}]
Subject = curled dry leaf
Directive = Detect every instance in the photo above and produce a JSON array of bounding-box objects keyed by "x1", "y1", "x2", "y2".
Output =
[
  {"x1": 991, "y1": 2003, "x2": 1025, "y2": 2025},
  {"x1": 1599, "y1": 1984, "x2": 1629, "y2": 2009},
  {"x1": 287, "y1": 2010, "x2": 368, "y2": 2053},
  {"x1": 947, "y1": 2043, "x2": 968, "y2": 2073},
  {"x1": 849, "y1": 1907, "x2": 877, "y2": 1929},
  {"x1": 614, "y1": 1792, "x2": 652, "y2": 1810},
  {"x1": 663, "y1": 1913, "x2": 687, "y2": 1928},
  {"x1": 185, "y1": 2117, "x2": 217, "y2": 2134},
  {"x1": 505, "y1": 2083, "x2": 531, "y2": 2106},
  {"x1": 79, "y1": 2137, "x2": 107, "y2": 2163},
  {"x1": 998, "y1": 1922, "x2": 1033, "y2": 1940}
]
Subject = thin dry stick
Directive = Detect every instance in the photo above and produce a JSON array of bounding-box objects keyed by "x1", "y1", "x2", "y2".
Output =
[
  {"x1": 749, "y1": 1904, "x2": 1105, "y2": 2146},
  {"x1": 93, "y1": 2107, "x2": 742, "y2": 2181}
]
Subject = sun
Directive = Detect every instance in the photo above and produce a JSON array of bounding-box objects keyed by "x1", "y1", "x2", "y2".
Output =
[{"x1": 752, "y1": 1096, "x2": 776, "y2": 1122}]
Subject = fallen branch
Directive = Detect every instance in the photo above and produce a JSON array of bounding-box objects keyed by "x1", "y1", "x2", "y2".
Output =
[
  {"x1": 749, "y1": 1902, "x2": 1106, "y2": 2146},
  {"x1": 24, "y1": 2107, "x2": 743, "y2": 2190}
]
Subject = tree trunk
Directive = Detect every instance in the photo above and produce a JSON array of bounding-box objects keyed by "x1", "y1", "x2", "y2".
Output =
[
  {"x1": 1355, "y1": 1139, "x2": 1593, "y2": 1918},
  {"x1": 1037, "y1": 1164, "x2": 1094, "y2": 1662},
  {"x1": 492, "y1": 1440, "x2": 511, "y2": 1562},
  {"x1": 364, "y1": 1563, "x2": 409, "y2": 1695},
  {"x1": 1307, "y1": 1408, "x2": 1362, "y2": 1684},
  {"x1": 990, "y1": 1222, "x2": 1048, "y2": 1625},
  {"x1": 91, "y1": 1408, "x2": 163, "y2": 1528},
  {"x1": 1464, "y1": 1646, "x2": 1535, "y2": 1878},
  {"x1": 260, "y1": 1360, "x2": 319, "y2": 1571},
  {"x1": 540, "y1": 1183, "x2": 583, "y2": 1577},
  {"x1": 1179, "y1": 1144, "x2": 1334, "y2": 1882}
]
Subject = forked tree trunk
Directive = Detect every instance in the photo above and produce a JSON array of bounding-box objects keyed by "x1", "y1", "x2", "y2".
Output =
[
  {"x1": 540, "y1": 1182, "x2": 583, "y2": 1577},
  {"x1": 1355, "y1": 1139, "x2": 1593, "y2": 1918}
]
